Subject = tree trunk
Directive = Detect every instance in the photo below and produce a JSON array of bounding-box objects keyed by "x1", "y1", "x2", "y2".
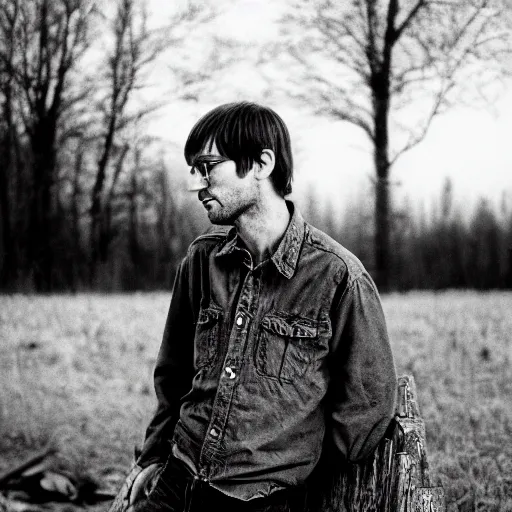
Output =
[
  {"x1": 0, "y1": 121, "x2": 16, "y2": 287},
  {"x1": 0, "y1": 145, "x2": 14, "y2": 288},
  {"x1": 128, "y1": 164, "x2": 139, "y2": 267},
  {"x1": 90, "y1": 164, "x2": 107, "y2": 274},
  {"x1": 69, "y1": 148, "x2": 84, "y2": 292},
  {"x1": 155, "y1": 166, "x2": 173, "y2": 286},
  {"x1": 373, "y1": 83, "x2": 391, "y2": 291},
  {"x1": 29, "y1": 171, "x2": 53, "y2": 292},
  {"x1": 90, "y1": 113, "x2": 117, "y2": 280},
  {"x1": 28, "y1": 122, "x2": 56, "y2": 292},
  {"x1": 0, "y1": 75, "x2": 17, "y2": 289},
  {"x1": 375, "y1": 171, "x2": 390, "y2": 291}
]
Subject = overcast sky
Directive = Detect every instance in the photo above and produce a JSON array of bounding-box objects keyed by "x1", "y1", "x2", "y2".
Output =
[{"x1": 143, "y1": 0, "x2": 512, "y2": 218}]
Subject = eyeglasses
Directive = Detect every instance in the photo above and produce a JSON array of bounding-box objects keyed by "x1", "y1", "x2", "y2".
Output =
[{"x1": 190, "y1": 155, "x2": 230, "y2": 184}]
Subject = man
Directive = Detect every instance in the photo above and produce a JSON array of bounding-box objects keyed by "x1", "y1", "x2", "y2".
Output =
[{"x1": 110, "y1": 102, "x2": 396, "y2": 512}]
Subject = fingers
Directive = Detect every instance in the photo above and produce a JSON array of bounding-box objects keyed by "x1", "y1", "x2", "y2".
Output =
[{"x1": 128, "y1": 464, "x2": 160, "y2": 505}]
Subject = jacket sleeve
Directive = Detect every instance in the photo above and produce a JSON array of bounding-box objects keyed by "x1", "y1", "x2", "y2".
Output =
[
  {"x1": 136, "y1": 256, "x2": 195, "y2": 468},
  {"x1": 328, "y1": 271, "x2": 397, "y2": 462}
]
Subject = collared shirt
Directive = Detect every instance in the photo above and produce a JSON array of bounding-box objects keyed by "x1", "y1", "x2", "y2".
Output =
[{"x1": 138, "y1": 202, "x2": 397, "y2": 501}]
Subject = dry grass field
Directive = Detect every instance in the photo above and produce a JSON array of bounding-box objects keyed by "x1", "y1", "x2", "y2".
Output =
[{"x1": 1, "y1": 292, "x2": 512, "y2": 511}]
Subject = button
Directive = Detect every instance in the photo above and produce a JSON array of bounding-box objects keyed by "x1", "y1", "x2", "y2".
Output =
[
  {"x1": 236, "y1": 315, "x2": 243, "y2": 327},
  {"x1": 225, "y1": 367, "x2": 236, "y2": 379},
  {"x1": 209, "y1": 428, "x2": 219, "y2": 438}
]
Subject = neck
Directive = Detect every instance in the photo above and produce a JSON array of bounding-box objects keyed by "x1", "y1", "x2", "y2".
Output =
[{"x1": 234, "y1": 197, "x2": 290, "y2": 265}]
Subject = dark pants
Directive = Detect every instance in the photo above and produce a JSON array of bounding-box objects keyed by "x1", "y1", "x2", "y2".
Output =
[{"x1": 109, "y1": 455, "x2": 306, "y2": 512}]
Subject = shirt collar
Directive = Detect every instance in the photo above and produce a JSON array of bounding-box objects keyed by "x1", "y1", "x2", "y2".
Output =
[
  {"x1": 216, "y1": 201, "x2": 305, "y2": 279},
  {"x1": 271, "y1": 201, "x2": 305, "y2": 279},
  {"x1": 216, "y1": 228, "x2": 241, "y2": 259}
]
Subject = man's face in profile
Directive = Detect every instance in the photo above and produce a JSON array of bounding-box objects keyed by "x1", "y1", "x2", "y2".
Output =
[{"x1": 189, "y1": 142, "x2": 258, "y2": 225}]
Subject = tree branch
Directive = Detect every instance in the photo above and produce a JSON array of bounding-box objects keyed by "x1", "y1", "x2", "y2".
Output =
[{"x1": 395, "y1": 0, "x2": 427, "y2": 39}]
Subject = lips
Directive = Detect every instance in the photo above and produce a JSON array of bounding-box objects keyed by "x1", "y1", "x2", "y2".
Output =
[
  {"x1": 198, "y1": 189, "x2": 216, "y2": 206},
  {"x1": 198, "y1": 189, "x2": 209, "y2": 201}
]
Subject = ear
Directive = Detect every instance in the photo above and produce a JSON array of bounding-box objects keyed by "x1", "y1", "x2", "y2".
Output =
[{"x1": 254, "y1": 149, "x2": 275, "y2": 181}]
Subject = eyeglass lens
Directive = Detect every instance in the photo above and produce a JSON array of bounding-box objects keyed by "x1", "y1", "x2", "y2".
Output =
[{"x1": 192, "y1": 159, "x2": 227, "y2": 179}]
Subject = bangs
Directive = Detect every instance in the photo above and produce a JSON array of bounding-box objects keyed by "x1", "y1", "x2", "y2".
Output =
[{"x1": 184, "y1": 103, "x2": 263, "y2": 165}]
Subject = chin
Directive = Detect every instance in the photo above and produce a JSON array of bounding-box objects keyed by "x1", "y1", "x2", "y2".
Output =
[
  {"x1": 208, "y1": 214, "x2": 235, "y2": 226},
  {"x1": 206, "y1": 203, "x2": 247, "y2": 225}
]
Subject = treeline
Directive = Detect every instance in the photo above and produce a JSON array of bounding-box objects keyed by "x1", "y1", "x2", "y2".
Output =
[
  {"x1": 2, "y1": 135, "x2": 511, "y2": 292},
  {"x1": 391, "y1": 198, "x2": 512, "y2": 290},
  {"x1": 307, "y1": 180, "x2": 512, "y2": 291}
]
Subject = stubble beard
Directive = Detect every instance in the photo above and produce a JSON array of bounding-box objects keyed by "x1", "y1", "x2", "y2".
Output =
[{"x1": 207, "y1": 199, "x2": 253, "y2": 226}]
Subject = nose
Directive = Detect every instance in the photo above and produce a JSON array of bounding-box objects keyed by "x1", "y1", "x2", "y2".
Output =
[{"x1": 188, "y1": 171, "x2": 209, "y2": 192}]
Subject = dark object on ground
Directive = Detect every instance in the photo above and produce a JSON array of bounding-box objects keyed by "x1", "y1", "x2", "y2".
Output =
[
  {"x1": 305, "y1": 374, "x2": 447, "y2": 512},
  {"x1": 0, "y1": 447, "x2": 116, "y2": 509},
  {"x1": 0, "y1": 448, "x2": 56, "y2": 489}
]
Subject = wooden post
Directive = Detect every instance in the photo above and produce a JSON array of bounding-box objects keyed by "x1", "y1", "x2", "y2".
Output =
[
  {"x1": 305, "y1": 375, "x2": 446, "y2": 512},
  {"x1": 395, "y1": 376, "x2": 445, "y2": 512}
]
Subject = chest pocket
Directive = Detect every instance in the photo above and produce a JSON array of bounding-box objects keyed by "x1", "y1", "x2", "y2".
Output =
[
  {"x1": 194, "y1": 306, "x2": 222, "y2": 370},
  {"x1": 255, "y1": 312, "x2": 330, "y2": 383}
]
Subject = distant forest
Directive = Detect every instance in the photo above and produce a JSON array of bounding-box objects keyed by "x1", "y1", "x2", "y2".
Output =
[
  {"x1": 1, "y1": 0, "x2": 510, "y2": 292},
  {"x1": 308, "y1": 179, "x2": 512, "y2": 291},
  {"x1": 1, "y1": 154, "x2": 511, "y2": 292}
]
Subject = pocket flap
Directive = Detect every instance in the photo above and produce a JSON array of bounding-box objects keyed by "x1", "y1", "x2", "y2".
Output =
[
  {"x1": 197, "y1": 307, "x2": 222, "y2": 326},
  {"x1": 261, "y1": 315, "x2": 318, "y2": 338}
]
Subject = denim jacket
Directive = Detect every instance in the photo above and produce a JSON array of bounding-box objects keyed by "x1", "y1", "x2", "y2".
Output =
[{"x1": 137, "y1": 202, "x2": 397, "y2": 501}]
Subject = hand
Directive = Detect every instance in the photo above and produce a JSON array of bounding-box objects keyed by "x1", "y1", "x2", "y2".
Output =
[{"x1": 128, "y1": 463, "x2": 161, "y2": 505}]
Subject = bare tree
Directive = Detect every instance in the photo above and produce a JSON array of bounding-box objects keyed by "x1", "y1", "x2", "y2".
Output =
[
  {"x1": 0, "y1": 0, "x2": 19, "y2": 287},
  {"x1": 127, "y1": 145, "x2": 142, "y2": 268},
  {"x1": 0, "y1": 0, "x2": 245, "y2": 291},
  {"x1": 0, "y1": 0, "x2": 95, "y2": 290},
  {"x1": 266, "y1": 0, "x2": 511, "y2": 289},
  {"x1": 89, "y1": 0, "x2": 155, "y2": 274},
  {"x1": 88, "y1": 0, "x2": 235, "y2": 278}
]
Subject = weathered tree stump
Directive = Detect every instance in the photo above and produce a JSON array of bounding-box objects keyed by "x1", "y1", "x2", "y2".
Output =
[{"x1": 305, "y1": 375, "x2": 446, "y2": 512}]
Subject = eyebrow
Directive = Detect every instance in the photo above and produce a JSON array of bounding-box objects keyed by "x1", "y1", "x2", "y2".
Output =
[
  {"x1": 191, "y1": 155, "x2": 227, "y2": 167},
  {"x1": 194, "y1": 154, "x2": 223, "y2": 160}
]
